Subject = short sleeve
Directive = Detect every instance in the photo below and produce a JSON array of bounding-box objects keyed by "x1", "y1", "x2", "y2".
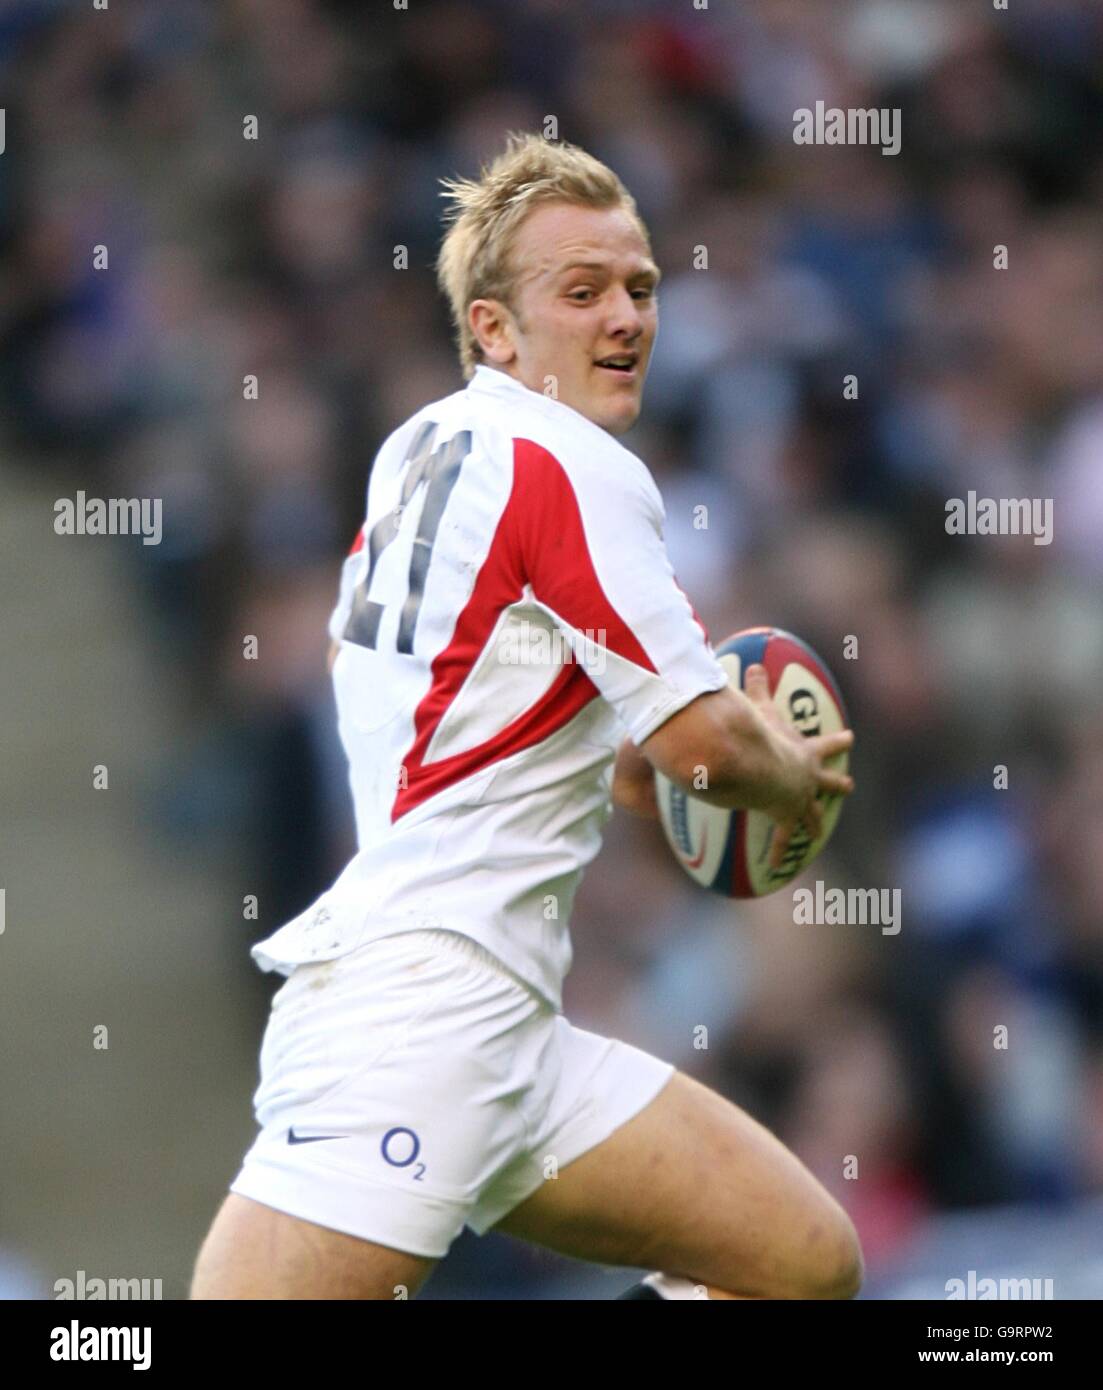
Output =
[{"x1": 508, "y1": 438, "x2": 730, "y2": 744}]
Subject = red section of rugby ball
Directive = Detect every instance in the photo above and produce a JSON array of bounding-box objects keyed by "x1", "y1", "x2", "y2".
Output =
[
  {"x1": 731, "y1": 809, "x2": 753, "y2": 897},
  {"x1": 759, "y1": 632, "x2": 848, "y2": 723}
]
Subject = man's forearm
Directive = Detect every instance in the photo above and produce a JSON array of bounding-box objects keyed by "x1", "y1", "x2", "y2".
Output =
[{"x1": 670, "y1": 691, "x2": 801, "y2": 814}]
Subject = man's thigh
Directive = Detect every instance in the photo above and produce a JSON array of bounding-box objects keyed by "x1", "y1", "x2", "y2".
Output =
[
  {"x1": 190, "y1": 1194, "x2": 437, "y2": 1300},
  {"x1": 492, "y1": 1070, "x2": 861, "y2": 1299}
]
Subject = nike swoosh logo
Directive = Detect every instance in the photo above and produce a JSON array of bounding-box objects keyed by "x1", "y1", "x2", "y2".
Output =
[{"x1": 287, "y1": 1128, "x2": 347, "y2": 1145}]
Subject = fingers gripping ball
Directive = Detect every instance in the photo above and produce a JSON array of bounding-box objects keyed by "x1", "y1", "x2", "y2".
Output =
[{"x1": 655, "y1": 627, "x2": 850, "y2": 898}]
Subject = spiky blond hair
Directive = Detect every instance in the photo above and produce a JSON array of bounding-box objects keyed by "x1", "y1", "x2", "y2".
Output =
[{"x1": 436, "y1": 132, "x2": 650, "y2": 380}]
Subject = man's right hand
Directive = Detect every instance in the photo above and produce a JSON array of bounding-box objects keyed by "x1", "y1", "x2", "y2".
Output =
[
  {"x1": 640, "y1": 663, "x2": 855, "y2": 871},
  {"x1": 741, "y1": 663, "x2": 854, "y2": 868}
]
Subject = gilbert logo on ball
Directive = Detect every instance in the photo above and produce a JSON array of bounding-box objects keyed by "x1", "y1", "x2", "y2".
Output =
[{"x1": 655, "y1": 627, "x2": 850, "y2": 899}]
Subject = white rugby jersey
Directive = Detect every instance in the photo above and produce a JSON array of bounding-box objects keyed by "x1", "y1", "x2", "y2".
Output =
[{"x1": 251, "y1": 365, "x2": 729, "y2": 1010}]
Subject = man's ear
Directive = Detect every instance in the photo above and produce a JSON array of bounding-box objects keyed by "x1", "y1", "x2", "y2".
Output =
[{"x1": 469, "y1": 298, "x2": 516, "y2": 366}]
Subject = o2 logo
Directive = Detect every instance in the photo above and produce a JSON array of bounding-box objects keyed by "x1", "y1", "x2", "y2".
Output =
[{"x1": 382, "y1": 1126, "x2": 425, "y2": 1181}]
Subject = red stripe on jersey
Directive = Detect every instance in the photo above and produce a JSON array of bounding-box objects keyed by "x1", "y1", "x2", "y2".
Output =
[
  {"x1": 392, "y1": 437, "x2": 656, "y2": 820},
  {"x1": 510, "y1": 439, "x2": 659, "y2": 672},
  {"x1": 348, "y1": 526, "x2": 365, "y2": 555}
]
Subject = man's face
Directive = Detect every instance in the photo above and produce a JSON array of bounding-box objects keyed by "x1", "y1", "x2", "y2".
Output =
[{"x1": 470, "y1": 202, "x2": 660, "y2": 435}]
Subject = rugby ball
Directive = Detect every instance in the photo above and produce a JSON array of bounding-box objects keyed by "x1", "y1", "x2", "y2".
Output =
[{"x1": 655, "y1": 627, "x2": 849, "y2": 898}]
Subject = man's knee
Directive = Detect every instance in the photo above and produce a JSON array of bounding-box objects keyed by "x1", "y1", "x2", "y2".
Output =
[
  {"x1": 793, "y1": 1206, "x2": 864, "y2": 1300},
  {"x1": 711, "y1": 1203, "x2": 863, "y2": 1301}
]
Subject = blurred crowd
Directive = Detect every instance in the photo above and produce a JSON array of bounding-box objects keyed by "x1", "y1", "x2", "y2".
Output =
[{"x1": 2, "y1": 0, "x2": 1102, "y2": 1294}]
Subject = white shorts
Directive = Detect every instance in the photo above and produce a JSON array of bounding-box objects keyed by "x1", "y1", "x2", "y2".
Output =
[{"x1": 229, "y1": 927, "x2": 675, "y2": 1260}]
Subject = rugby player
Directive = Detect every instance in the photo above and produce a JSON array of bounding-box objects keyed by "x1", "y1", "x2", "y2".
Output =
[{"x1": 190, "y1": 133, "x2": 860, "y2": 1301}]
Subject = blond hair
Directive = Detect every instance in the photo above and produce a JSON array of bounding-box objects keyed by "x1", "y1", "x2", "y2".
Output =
[{"x1": 436, "y1": 132, "x2": 650, "y2": 380}]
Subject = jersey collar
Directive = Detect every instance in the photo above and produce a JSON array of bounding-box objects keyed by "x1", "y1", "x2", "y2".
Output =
[
  {"x1": 467, "y1": 364, "x2": 545, "y2": 402},
  {"x1": 467, "y1": 363, "x2": 613, "y2": 439}
]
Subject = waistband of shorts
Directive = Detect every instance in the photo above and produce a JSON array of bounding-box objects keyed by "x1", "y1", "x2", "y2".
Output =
[{"x1": 384, "y1": 927, "x2": 543, "y2": 1001}]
